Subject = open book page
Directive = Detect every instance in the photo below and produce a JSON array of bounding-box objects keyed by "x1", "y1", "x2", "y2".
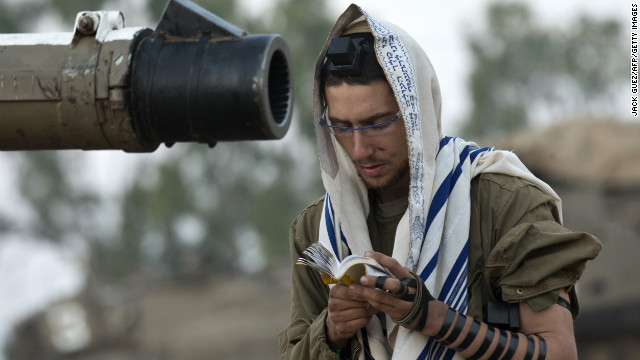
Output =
[{"x1": 297, "y1": 242, "x2": 392, "y2": 285}]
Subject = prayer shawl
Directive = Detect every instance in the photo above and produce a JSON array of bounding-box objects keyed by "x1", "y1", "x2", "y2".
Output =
[{"x1": 312, "y1": 4, "x2": 562, "y2": 360}]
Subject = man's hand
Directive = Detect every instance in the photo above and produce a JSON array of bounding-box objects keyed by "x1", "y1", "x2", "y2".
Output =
[
  {"x1": 326, "y1": 283, "x2": 377, "y2": 349},
  {"x1": 349, "y1": 251, "x2": 448, "y2": 335},
  {"x1": 353, "y1": 252, "x2": 416, "y2": 321},
  {"x1": 351, "y1": 252, "x2": 578, "y2": 359}
]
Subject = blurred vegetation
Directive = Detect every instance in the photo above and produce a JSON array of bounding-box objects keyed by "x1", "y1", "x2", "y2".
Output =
[
  {"x1": 0, "y1": 0, "x2": 627, "y2": 282},
  {"x1": 0, "y1": 0, "x2": 330, "y2": 284},
  {"x1": 461, "y1": 1, "x2": 626, "y2": 139}
]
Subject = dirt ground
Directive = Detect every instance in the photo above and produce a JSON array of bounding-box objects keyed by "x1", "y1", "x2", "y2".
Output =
[{"x1": 135, "y1": 265, "x2": 292, "y2": 360}]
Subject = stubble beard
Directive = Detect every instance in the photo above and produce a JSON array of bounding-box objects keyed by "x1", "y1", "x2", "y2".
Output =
[{"x1": 356, "y1": 158, "x2": 410, "y2": 192}]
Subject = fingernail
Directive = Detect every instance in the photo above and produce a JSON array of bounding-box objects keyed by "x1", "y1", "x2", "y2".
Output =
[
  {"x1": 360, "y1": 276, "x2": 367, "y2": 284},
  {"x1": 364, "y1": 251, "x2": 372, "y2": 257}
]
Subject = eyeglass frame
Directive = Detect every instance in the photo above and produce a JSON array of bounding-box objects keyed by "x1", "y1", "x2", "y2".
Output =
[{"x1": 319, "y1": 108, "x2": 402, "y2": 137}]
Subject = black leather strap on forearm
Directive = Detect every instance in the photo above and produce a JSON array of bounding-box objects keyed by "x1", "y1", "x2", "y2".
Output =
[
  {"x1": 435, "y1": 314, "x2": 548, "y2": 360},
  {"x1": 536, "y1": 335, "x2": 547, "y2": 359},
  {"x1": 455, "y1": 319, "x2": 481, "y2": 351},
  {"x1": 466, "y1": 326, "x2": 495, "y2": 360},
  {"x1": 486, "y1": 330, "x2": 508, "y2": 360},
  {"x1": 524, "y1": 335, "x2": 536, "y2": 360},
  {"x1": 439, "y1": 311, "x2": 466, "y2": 345},
  {"x1": 436, "y1": 307, "x2": 457, "y2": 339},
  {"x1": 503, "y1": 332, "x2": 519, "y2": 359}
]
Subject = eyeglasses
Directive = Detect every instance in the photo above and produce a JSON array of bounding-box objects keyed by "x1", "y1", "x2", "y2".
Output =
[{"x1": 319, "y1": 108, "x2": 402, "y2": 137}]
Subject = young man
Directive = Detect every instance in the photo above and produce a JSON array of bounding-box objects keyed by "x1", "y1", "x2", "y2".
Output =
[{"x1": 279, "y1": 5, "x2": 601, "y2": 360}]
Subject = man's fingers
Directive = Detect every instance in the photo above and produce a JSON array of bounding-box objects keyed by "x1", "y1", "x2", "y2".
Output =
[
  {"x1": 328, "y1": 303, "x2": 370, "y2": 319},
  {"x1": 365, "y1": 251, "x2": 412, "y2": 278},
  {"x1": 328, "y1": 312, "x2": 373, "y2": 338},
  {"x1": 330, "y1": 283, "x2": 368, "y2": 302},
  {"x1": 360, "y1": 275, "x2": 413, "y2": 295},
  {"x1": 327, "y1": 294, "x2": 377, "y2": 340},
  {"x1": 350, "y1": 283, "x2": 413, "y2": 320}
]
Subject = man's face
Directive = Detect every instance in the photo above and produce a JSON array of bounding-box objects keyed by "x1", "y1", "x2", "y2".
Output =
[{"x1": 324, "y1": 80, "x2": 410, "y2": 203}]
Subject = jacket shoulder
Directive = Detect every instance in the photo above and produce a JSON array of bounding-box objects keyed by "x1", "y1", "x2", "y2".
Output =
[{"x1": 290, "y1": 195, "x2": 326, "y2": 250}]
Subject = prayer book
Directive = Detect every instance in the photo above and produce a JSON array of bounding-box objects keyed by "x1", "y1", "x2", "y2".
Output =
[{"x1": 297, "y1": 242, "x2": 391, "y2": 285}]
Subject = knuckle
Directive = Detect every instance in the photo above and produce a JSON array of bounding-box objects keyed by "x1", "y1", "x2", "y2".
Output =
[{"x1": 371, "y1": 289, "x2": 387, "y2": 302}]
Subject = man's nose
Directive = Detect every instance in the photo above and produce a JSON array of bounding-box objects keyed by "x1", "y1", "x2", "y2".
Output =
[{"x1": 350, "y1": 130, "x2": 375, "y2": 160}]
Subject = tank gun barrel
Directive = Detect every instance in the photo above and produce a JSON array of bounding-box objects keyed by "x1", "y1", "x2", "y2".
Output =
[{"x1": 0, "y1": 0, "x2": 294, "y2": 152}]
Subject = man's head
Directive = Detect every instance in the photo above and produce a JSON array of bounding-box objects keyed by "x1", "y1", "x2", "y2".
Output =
[{"x1": 321, "y1": 33, "x2": 410, "y2": 203}]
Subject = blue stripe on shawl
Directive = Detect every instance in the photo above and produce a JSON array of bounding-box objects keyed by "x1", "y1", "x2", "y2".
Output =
[
  {"x1": 419, "y1": 248, "x2": 439, "y2": 281},
  {"x1": 439, "y1": 243, "x2": 469, "y2": 304},
  {"x1": 418, "y1": 250, "x2": 469, "y2": 359},
  {"x1": 437, "y1": 136, "x2": 454, "y2": 155},
  {"x1": 469, "y1": 146, "x2": 491, "y2": 163},
  {"x1": 422, "y1": 170, "x2": 452, "y2": 241},
  {"x1": 324, "y1": 195, "x2": 341, "y2": 258},
  {"x1": 417, "y1": 338, "x2": 431, "y2": 360},
  {"x1": 443, "y1": 348, "x2": 457, "y2": 360},
  {"x1": 420, "y1": 336, "x2": 457, "y2": 360},
  {"x1": 450, "y1": 146, "x2": 470, "y2": 189},
  {"x1": 458, "y1": 295, "x2": 469, "y2": 315},
  {"x1": 434, "y1": 343, "x2": 453, "y2": 360},
  {"x1": 422, "y1": 145, "x2": 471, "y2": 242},
  {"x1": 325, "y1": 194, "x2": 352, "y2": 260},
  {"x1": 419, "y1": 338, "x2": 457, "y2": 360},
  {"x1": 452, "y1": 262, "x2": 469, "y2": 310},
  {"x1": 418, "y1": 246, "x2": 470, "y2": 359},
  {"x1": 341, "y1": 231, "x2": 351, "y2": 257},
  {"x1": 416, "y1": 142, "x2": 490, "y2": 360}
]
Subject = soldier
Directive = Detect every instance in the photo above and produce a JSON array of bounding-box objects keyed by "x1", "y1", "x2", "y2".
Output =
[{"x1": 280, "y1": 4, "x2": 601, "y2": 360}]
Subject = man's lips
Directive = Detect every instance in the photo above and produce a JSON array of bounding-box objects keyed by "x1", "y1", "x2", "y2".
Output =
[{"x1": 359, "y1": 163, "x2": 384, "y2": 176}]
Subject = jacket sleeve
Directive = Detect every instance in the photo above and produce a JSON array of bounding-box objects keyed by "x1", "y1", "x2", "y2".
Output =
[
  {"x1": 278, "y1": 198, "x2": 359, "y2": 359},
  {"x1": 474, "y1": 174, "x2": 602, "y2": 318}
]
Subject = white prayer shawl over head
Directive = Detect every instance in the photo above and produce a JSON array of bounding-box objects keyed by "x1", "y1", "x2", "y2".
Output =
[{"x1": 312, "y1": 4, "x2": 562, "y2": 360}]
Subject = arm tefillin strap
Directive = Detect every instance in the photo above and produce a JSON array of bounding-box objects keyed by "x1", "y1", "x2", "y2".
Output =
[
  {"x1": 556, "y1": 296, "x2": 571, "y2": 312},
  {"x1": 436, "y1": 308, "x2": 547, "y2": 360},
  {"x1": 466, "y1": 326, "x2": 494, "y2": 360},
  {"x1": 393, "y1": 277, "x2": 417, "y2": 301},
  {"x1": 455, "y1": 319, "x2": 480, "y2": 351},
  {"x1": 375, "y1": 276, "x2": 388, "y2": 291},
  {"x1": 376, "y1": 275, "x2": 416, "y2": 301},
  {"x1": 535, "y1": 335, "x2": 547, "y2": 359},
  {"x1": 504, "y1": 331, "x2": 520, "y2": 359},
  {"x1": 444, "y1": 311, "x2": 467, "y2": 345},
  {"x1": 485, "y1": 330, "x2": 507, "y2": 360},
  {"x1": 392, "y1": 272, "x2": 434, "y2": 331}
]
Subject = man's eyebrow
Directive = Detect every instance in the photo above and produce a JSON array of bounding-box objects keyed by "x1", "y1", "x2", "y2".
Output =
[{"x1": 328, "y1": 111, "x2": 397, "y2": 125}]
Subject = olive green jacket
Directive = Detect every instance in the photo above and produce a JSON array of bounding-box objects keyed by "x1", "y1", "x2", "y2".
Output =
[{"x1": 279, "y1": 173, "x2": 602, "y2": 359}]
